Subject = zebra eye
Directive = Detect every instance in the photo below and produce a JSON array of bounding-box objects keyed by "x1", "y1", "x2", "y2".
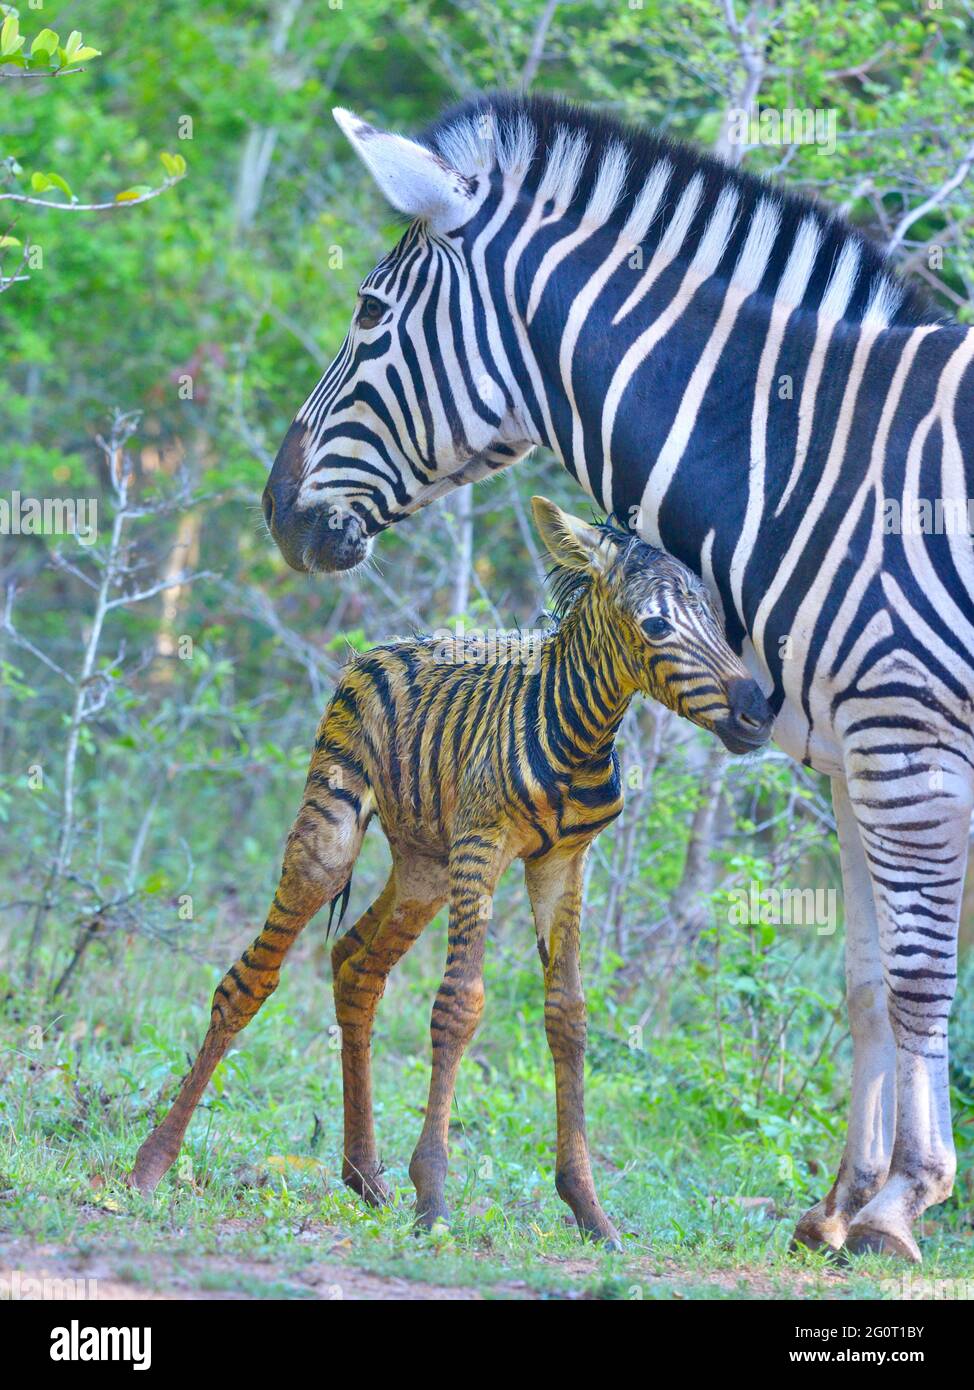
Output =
[
  {"x1": 358, "y1": 295, "x2": 386, "y2": 329},
  {"x1": 641, "y1": 615, "x2": 671, "y2": 641}
]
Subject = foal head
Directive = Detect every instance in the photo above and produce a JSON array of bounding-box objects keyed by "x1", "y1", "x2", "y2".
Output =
[{"x1": 532, "y1": 496, "x2": 774, "y2": 754}]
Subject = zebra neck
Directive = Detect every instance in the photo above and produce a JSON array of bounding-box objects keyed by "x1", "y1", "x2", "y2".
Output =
[
  {"x1": 516, "y1": 253, "x2": 822, "y2": 520},
  {"x1": 540, "y1": 597, "x2": 635, "y2": 771}
]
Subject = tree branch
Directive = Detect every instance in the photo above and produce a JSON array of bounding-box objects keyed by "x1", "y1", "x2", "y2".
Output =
[
  {"x1": 887, "y1": 140, "x2": 974, "y2": 254},
  {"x1": 520, "y1": 0, "x2": 559, "y2": 88},
  {"x1": 0, "y1": 174, "x2": 185, "y2": 212}
]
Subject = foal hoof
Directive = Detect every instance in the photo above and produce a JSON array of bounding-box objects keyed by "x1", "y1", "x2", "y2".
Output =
[
  {"x1": 591, "y1": 1228, "x2": 624, "y2": 1253},
  {"x1": 342, "y1": 1165, "x2": 391, "y2": 1207},
  {"x1": 127, "y1": 1146, "x2": 175, "y2": 1196},
  {"x1": 413, "y1": 1196, "x2": 451, "y2": 1235},
  {"x1": 845, "y1": 1222, "x2": 921, "y2": 1264},
  {"x1": 578, "y1": 1219, "x2": 623, "y2": 1252}
]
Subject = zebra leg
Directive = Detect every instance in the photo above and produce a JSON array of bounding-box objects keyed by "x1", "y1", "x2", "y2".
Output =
[
  {"x1": 792, "y1": 775, "x2": 896, "y2": 1252},
  {"x1": 130, "y1": 782, "x2": 368, "y2": 1194},
  {"x1": 842, "y1": 768, "x2": 971, "y2": 1263},
  {"x1": 409, "y1": 830, "x2": 504, "y2": 1230},
  {"x1": 332, "y1": 855, "x2": 448, "y2": 1206},
  {"x1": 526, "y1": 849, "x2": 622, "y2": 1250}
]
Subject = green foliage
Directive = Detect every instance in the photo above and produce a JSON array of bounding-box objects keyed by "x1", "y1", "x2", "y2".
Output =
[
  {"x1": 2, "y1": 0, "x2": 974, "y2": 1295},
  {"x1": 0, "y1": 10, "x2": 100, "y2": 72}
]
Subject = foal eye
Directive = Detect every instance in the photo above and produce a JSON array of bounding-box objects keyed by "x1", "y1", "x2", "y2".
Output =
[
  {"x1": 641, "y1": 615, "x2": 672, "y2": 640},
  {"x1": 357, "y1": 295, "x2": 386, "y2": 329}
]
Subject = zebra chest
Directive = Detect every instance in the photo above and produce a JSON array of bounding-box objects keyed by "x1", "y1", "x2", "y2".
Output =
[
  {"x1": 536, "y1": 758, "x2": 625, "y2": 849},
  {"x1": 769, "y1": 689, "x2": 844, "y2": 774}
]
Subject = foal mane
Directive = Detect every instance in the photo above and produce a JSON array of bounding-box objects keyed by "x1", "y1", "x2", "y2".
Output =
[{"x1": 544, "y1": 517, "x2": 641, "y2": 622}]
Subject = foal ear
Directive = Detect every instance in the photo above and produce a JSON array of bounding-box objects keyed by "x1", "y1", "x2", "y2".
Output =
[
  {"x1": 333, "y1": 108, "x2": 476, "y2": 231},
  {"x1": 531, "y1": 496, "x2": 616, "y2": 575}
]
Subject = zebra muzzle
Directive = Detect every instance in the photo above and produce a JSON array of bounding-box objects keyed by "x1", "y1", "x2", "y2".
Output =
[
  {"x1": 715, "y1": 676, "x2": 775, "y2": 753},
  {"x1": 300, "y1": 508, "x2": 370, "y2": 574}
]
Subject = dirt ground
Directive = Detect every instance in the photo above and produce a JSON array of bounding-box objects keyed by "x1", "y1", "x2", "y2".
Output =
[{"x1": 0, "y1": 1230, "x2": 852, "y2": 1301}]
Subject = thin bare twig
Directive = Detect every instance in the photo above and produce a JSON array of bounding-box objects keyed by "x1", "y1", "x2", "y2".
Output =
[
  {"x1": 887, "y1": 140, "x2": 974, "y2": 254},
  {"x1": 520, "y1": 0, "x2": 559, "y2": 88}
]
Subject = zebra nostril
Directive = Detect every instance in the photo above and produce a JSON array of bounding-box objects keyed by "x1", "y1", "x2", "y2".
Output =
[{"x1": 726, "y1": 677, "x2": 773, "y2": 740}]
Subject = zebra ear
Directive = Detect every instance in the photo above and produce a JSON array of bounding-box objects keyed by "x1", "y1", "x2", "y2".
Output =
[
  {"x1": 531, "y1": 496, "x2": 615, "y2": 576},
  {"x1": 333, "y1": 108, "x2": 476, "y2": 230}
]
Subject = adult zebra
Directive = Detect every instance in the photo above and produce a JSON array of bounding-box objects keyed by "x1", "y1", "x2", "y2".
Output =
[{"x1": 262, "y1": 93, "x2": 974, "y2": 1263}]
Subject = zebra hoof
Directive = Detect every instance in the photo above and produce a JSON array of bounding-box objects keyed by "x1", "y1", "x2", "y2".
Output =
[
  {"x1": 127, "y1": 1145, "x2": 176, "y2": 1196},
  {"x1": 342, "y1": 1166, "x2": 391, "y2": 1207},
  {"x1": 588, "y1": 1227, "x2": 624, "y2": 1253},
  {"x1": 413, "y1": 1196, "x2": 451, "y2": 1235},
  {"x1": 790, "y1": 1200, "x2": 847, "y2": 1255},
  {"x1": 845, "y1": 1222, "x2": 921, "y2": 1264},
  {"x1": 576, "y1": 1214, "x2": 624, "y2": 1252}
]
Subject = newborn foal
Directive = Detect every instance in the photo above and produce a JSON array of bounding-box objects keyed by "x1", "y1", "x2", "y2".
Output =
[{"x1": 131, "y1": 497, "x2": 773, "y2": 1246}]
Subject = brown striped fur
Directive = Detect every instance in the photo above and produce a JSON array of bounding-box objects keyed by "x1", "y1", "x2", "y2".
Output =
[{"x1": 130, "y1": 498, "x2": 772, "y2": 1245}]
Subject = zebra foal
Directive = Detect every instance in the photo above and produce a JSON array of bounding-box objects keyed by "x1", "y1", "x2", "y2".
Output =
[{"x1": 130, "y1": 498, "x2": 772, "y2": 1243}]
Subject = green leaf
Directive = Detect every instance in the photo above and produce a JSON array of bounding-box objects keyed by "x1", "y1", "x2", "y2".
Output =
[
  {"x1": 61, "y1": 29, "x2": 83, "y2": 61},
  {"x1": 45, "y1": 172, "x2": 72, "y2": 198},
  {"x1": 115, "y1": 185, "x2": 152, "y2": 202},
  {"x1": 159, "y1": 151, "x2": 187, "y2": 178},
  {"x1": 0, "y1": 13, "x2": 25, "y2": 57},
  {"x1": 0, "y1": 235, "x2": 21, "y2": 248},
  {"x1": 72, "y1": 44, "x2": 101, "y2": 63},
  {"x1": 29, "y1": 27, "x2": 59, "y2": 58},
  {"x1": 30, "y1": 171, "x2": 72, "y2": 199}
]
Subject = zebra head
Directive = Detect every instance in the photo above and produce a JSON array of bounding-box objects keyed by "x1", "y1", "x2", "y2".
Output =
[
  {"x1": 531, "y1": 497, "x2": 774, "y2": 754},
  {"x1": 263, "y1": 106, "x2": 536, "y2": 573}
]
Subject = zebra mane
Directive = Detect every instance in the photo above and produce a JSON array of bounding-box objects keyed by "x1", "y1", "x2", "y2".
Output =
[
  {"x1": 545, "y1": 562, "x2": 594, "y2": 622},
  {"x1": 420, "y1": 92, "x2": 938, "y2": 330}
]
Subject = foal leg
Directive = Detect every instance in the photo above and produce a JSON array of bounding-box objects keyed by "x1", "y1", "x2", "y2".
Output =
[
  {"x1": 409, "y1": 829, "x2": 505, "y2": 1229},
  {"x1": 793, "y1": 775, "x2": 896, "y2": 1252},
  {"x1": 130, "y1": 782, "x2": 368, "y2": 1194},
  {"x1": 332, "y1": 855, "x2": 448, "y2": 1205},
  {"x1": 843, "y1": 768, "x2": 972, "y2": 1262},
  {"x1": 526, "y1": 848, "x2": 621, "y2": 1250}
]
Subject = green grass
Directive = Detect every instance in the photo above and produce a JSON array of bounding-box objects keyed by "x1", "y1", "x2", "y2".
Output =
[{"x1": 2, "y1": 907, "x2": 972, "y2": 1300}]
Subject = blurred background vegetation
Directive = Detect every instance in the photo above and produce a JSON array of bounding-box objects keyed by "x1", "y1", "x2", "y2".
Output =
[{"x1": 1, "y1": 0, "x2": 973, "y2": 1286}]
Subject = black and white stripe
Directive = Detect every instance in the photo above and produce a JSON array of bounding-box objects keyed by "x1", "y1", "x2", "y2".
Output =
[{"x1": 265, "y1": 94, "x2": 974, "y2": 1261}]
